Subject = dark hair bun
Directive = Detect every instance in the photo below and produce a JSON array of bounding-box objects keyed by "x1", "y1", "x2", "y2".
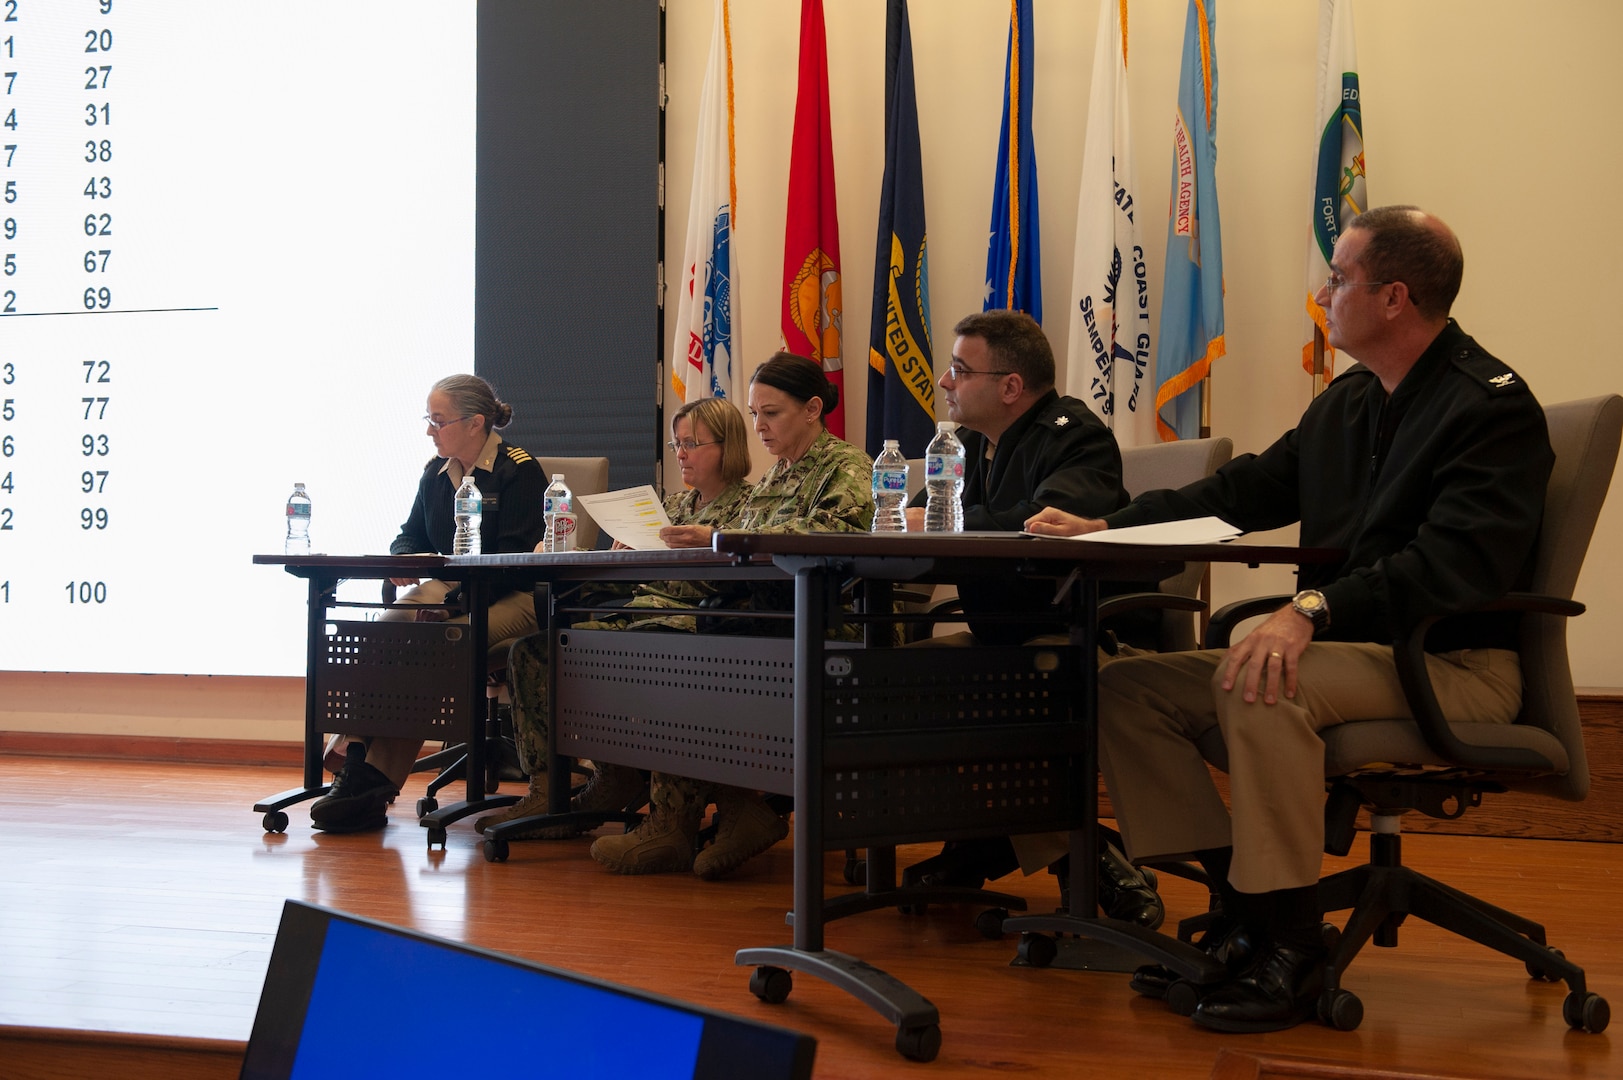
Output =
[{"x1": 751, "y1": 352, "x2": 838, "y2": 418}]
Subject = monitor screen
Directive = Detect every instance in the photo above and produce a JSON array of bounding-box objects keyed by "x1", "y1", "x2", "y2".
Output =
[{"x1": 240, "y1": 901, "x2": 815, "y2": 1080}]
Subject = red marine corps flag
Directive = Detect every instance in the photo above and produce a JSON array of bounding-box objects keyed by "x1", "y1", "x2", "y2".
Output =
[{"x1": 780, "y1": 0, "x2": 846, "y2": 436}]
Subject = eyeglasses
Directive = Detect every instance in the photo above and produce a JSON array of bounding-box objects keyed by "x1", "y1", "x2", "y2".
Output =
[
  {"x1": 423, "y1": 414, "x2": 473, "y2": 431},
  {"x1": 1322, "y1": 275, "x2": 1396, "y2": 293},
  {"x1": 667, "y1": 438, "x2": 723, "y2": 453},
  {"x1": 946, "y1": 364, "x2": 1014, "y2": 380}
]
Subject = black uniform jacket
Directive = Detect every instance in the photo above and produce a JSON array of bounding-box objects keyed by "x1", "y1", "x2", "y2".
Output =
[
  {"x1": 1106, "y1": 320, "x2": 1553, "y2": 652},
  {"x1": 391, "y1": 436, "x2": 549, "y2": 558},
  {"x1": 913, "y1": 389, "x2": 1138, "y2": 646}
]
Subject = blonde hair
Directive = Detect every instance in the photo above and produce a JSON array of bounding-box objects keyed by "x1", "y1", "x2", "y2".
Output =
[{"x1": 672, "y1": 397, "x2": 751, "y2": 485}]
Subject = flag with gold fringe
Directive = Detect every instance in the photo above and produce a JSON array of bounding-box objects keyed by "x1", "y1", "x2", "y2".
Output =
[
  {"x1": 1303, "y1": 0, "x2": 1367, "y2": 384},
  {"x1": 983, "y1": 0, "x2": 1042, "y2": 322},
  {"x1": 1154, "y1": 0, "x2": 1223, "y2": 441},
  {"x1": 1065, "y1": 0, "x2": 1153, "y2": 447},
  {"x1": 671, "y1": 0, "x2": 738, "y2": 403},
  {"x1": 866, "y1": 0, "x2": 935, "y2": 457},
  {"x1": 781, "y1": 0, "x2": 846, "y2": 436}
]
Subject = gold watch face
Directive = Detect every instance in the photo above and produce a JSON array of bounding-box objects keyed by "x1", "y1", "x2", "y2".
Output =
[{"x1": 1296, "y1": 591, "x2": 1324, "y2": 614}]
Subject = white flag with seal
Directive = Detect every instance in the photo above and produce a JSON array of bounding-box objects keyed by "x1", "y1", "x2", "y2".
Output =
[
  {"x1": 1303, "y1": 0, "x2": 1366, "y2": 384},
  {"x1": 1065, "y1": 0, "x2": 1153, "y2": 447},
  {"x1": 671, "y1": 0, "x2": 739, "y2": 403}
]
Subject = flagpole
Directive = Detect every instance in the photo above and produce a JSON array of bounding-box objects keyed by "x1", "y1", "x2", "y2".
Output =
[{"x1": 1312, "y1": 325, "x2": 1326, "y2": 397}]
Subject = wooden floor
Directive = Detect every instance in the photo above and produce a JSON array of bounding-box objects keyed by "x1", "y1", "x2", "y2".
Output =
[{"x1": 0, "y1": 754, "x2": 1616, "y2": 1079}]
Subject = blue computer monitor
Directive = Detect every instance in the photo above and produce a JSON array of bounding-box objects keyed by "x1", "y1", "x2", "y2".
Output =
[{"x1": 240, "y1": 901, "x2": 815, "y2": 1080}]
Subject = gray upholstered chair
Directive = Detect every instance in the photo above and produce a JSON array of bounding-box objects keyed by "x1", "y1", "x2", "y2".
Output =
[
  {"x1": 1203, "y1": 394, "x2": 1621, "y2": 1033},
  {"x1": 534, "y1": 455, "x2": 611, "y2": 550}
]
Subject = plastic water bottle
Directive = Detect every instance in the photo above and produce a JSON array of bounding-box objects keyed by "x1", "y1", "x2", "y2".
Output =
[
  {"x1": 542, "y1": 473, "x2": 577, "y2": 552},
  {"x1": 453, "y1": 472, "x2": 482, "y2": 555},
  {"x1": 284, "y1": 483, "x2": 312, "y2": 554},
  {"x1": 923, "y1": 422, "x2": 965, "y2": 533},
  {"x1": 871, "y1": 439, "x2": 909, "y2": 533}
]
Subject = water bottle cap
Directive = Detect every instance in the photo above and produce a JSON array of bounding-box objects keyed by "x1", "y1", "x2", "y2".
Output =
[
  {"x1": 552, "y1": 473, "x2": 565, "y2": 481},
  {"x1": 883, "y1": 439, "x2": 899, "y2": 449},
  {"x1": 936, "y1": 421, "x2": 958, "y2": 433}
]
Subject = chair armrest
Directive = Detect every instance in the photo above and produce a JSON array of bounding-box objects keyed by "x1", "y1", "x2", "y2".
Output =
[
  {"x1": 1204, "y1": 595, "x2": 1291, "y2": 649},
  {"x1": 1096, "y1": 592, "x2": 1206, "y2": 622},
  {"x1": 1390, "y1": 592, "x2": 1582, "y2": 773}
]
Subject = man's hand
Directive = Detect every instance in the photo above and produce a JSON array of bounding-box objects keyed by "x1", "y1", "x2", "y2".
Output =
[
  {"x1": 903, "y1": 506, "x2": 926, "y2": 532},
  {"x1": 1220, "y1": 605, "x2": 1316, "y2": 705},
  {"x1": 1023, "y1": 506, "x2": 1107, "y2": 536},
  {"x1": 659, "y1": 524, "x2": 715, "y2": 549}
]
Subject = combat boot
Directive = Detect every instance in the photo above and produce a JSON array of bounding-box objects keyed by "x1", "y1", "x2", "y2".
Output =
[
  {"x1": 692, "y1": 788, "x2": 788, "y2": 880},
  {"x1": 473, "y1": 771, "x2": 578, "y2": 839},
  {"x1": 590, "y1": 802, "x2": 701, "y2": 874},
  {"x1": 572, "y1": 762, "x2": 646, "y2": 814}
]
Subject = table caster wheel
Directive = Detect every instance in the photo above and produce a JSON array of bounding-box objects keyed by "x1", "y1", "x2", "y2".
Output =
[
  {"x1": 749, "y1": 966, "x2": 792, "y2": 1005},
  {"x1": 1165, "y1": 979, "x2": 1202, "y2": 1017},
  {"x1": 261, "y1": 810, "x2": 289, "y2": 834},
  {"x1": 426, "y1": 825, "x2": 447, "y2": 849},
  {"x1": 1525, "y1": 946, "x2": 1564, "y2": 981},
  {"x1": 974, "y1": 908, "x2": 1008, "y2": 939},
  {"x1": 894, "y1": 1023, "x2": 941, "y2": 1062},
  {"x1": 416, "y1": 797, "x2": 438, "y2": 818},
  {"x1": 483, "y1": 837, "x2": 509, "y2": 863},
  {"x1": 1317, "y1": 987, "x2": 1364, "y2": 1031},
  {"x1": 485, "y1": 766, "x2": 501, "y2": 794},
  {"x1": 1016, "y1": 932, "x2": 1057, "y2": 968},
  {"x1": 1563, "y1": 990, "x2": 1609, "y2": 1033},
  {"x1": 843, "y1": 854, "x2": 866, "y2": 886}
]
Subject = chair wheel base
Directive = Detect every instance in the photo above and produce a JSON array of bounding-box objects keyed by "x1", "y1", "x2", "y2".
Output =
[{"x1": 1563, "y1": 991, "x2": 1610, "y2": 1033}]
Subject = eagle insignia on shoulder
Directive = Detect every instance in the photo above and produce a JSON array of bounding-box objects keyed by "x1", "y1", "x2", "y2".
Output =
[{"x1": 1488, "y1": 373, "x2": 1516, "y2": 388}]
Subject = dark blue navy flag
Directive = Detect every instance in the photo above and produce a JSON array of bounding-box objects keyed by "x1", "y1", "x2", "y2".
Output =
[{"x1": 866, "y1": 0, "x2": 935, "y2": 458}]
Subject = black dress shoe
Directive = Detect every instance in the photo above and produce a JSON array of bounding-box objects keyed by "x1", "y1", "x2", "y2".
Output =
[
  {"x1": 1097, "y1": 844, "x2": 1164, "y2": 929},
  {"x1": 1129, "y1": 918, "x2": 1255, "y2": 1000},
  {"x1": 903, "y1": 838, "x2": 1020, "y2": 890},
  {"x1": 311, "y1": 743, "x2": 397, "y2": 834},
  {"x1": 1191, "y1": 942, "x2": 1327, "y2": 1033}
]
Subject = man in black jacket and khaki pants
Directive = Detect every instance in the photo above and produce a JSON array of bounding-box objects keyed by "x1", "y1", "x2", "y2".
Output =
[{"x1": 1027, "y1": 205, "x2": 1553, "y2": 1034}]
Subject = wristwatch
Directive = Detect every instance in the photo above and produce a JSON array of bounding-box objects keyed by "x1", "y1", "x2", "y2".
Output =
[{"x1": 1291, "y1": 588, "x2": 1330, "y2": 633}]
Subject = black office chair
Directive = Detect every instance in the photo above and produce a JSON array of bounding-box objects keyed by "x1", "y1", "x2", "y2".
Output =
[{"x1": 1202, "y1": 394, "x2": 1620, "y2": 1033}]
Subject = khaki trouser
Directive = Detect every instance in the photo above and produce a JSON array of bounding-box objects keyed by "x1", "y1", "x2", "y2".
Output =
[
  {"x1": 1096, "y1": 642, "x2": 1522, "y2": 894},
  {"x1": 328, "y1": 579, "x2": 538, "y2": 789}
]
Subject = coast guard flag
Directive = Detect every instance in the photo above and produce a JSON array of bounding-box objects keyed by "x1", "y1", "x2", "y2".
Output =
[
  {"x1": 983, "y1": 0, "x2": 1041, "y2": 322},
  {"x1": 1154, "y1": 0, "x2": 1224, "y2": 441},
  {"x1": 1065, "y1": 0, "x2": 1153, "y2": 447},
  {"x1": 781, "y1": 0, "x2": 846, "y2": 436},
  {"x1": 1303, "y1": 0, "x2": 1367, "y2": 382},
  {"x1": 671, "y1": 0, "x2": 738, "y2": 403},
  {"x1": 866, "y1": 0, "x2": 935, "y2": 458}
]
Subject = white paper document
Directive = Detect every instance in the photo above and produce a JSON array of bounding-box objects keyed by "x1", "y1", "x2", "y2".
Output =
[
  {"x1": 575, "y1": 486, "x2": 674, "y2": 549},
  {"x1": 1035, "y1": 516, "x2": 1241, "y2": 545}
]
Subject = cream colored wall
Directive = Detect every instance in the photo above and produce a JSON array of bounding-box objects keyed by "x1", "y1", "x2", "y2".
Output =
[
  {"x1": 668, "y1": 0, "x2": 1623, "y2": 689},
  {"x1": 5, "y1": 0, "x2": 1618, "y2": 745}
]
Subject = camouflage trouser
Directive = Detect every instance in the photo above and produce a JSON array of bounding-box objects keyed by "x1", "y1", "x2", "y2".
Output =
[
  {"x1": 506, "y1": 633, "x2": 550, "y2": 776},
  {"x1": 650, "y1": 771, "x2": 713, "y2": 819}
]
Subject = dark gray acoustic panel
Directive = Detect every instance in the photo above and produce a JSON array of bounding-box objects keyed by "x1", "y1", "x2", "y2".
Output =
[{"x1": 476, "y1": 0, "x2": 662, "y2": 505}]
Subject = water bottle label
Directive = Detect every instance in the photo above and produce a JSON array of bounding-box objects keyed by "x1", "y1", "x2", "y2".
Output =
[
  {"x1": 455, "y1": 497, "x2": 481, "y2": 515},
  {"x1": 286, "y1": 504, "x2": 311, "y2": 518},
  {"x1": 872, "y1": 469, "x2": 908, "y2": 494},
  {"x1": 925, "y1": 454, "x2": 964, "y2": 480},
  {"x1": 545, "y1": 495, "x2": 572, "y2": 515},
  {"x1": 548, "y1": 512, "x2": 577, "y2": 549}
]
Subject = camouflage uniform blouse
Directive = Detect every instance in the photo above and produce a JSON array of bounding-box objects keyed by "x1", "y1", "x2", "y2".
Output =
[
  {"x1": 570, "y1": 479, "x2": 752, "y2": 630},
  {"x1": 737, "y1": 430, "x2": 874, "y2": 533}
]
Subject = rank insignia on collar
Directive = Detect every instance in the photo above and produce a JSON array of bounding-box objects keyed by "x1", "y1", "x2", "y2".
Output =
[
  {"x1": 1053, "y1": 415, "x2": 1071, "y2": 427},
  {"x1": 1489, "y1": 373, "x2": 1516, "y2": 387}
]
